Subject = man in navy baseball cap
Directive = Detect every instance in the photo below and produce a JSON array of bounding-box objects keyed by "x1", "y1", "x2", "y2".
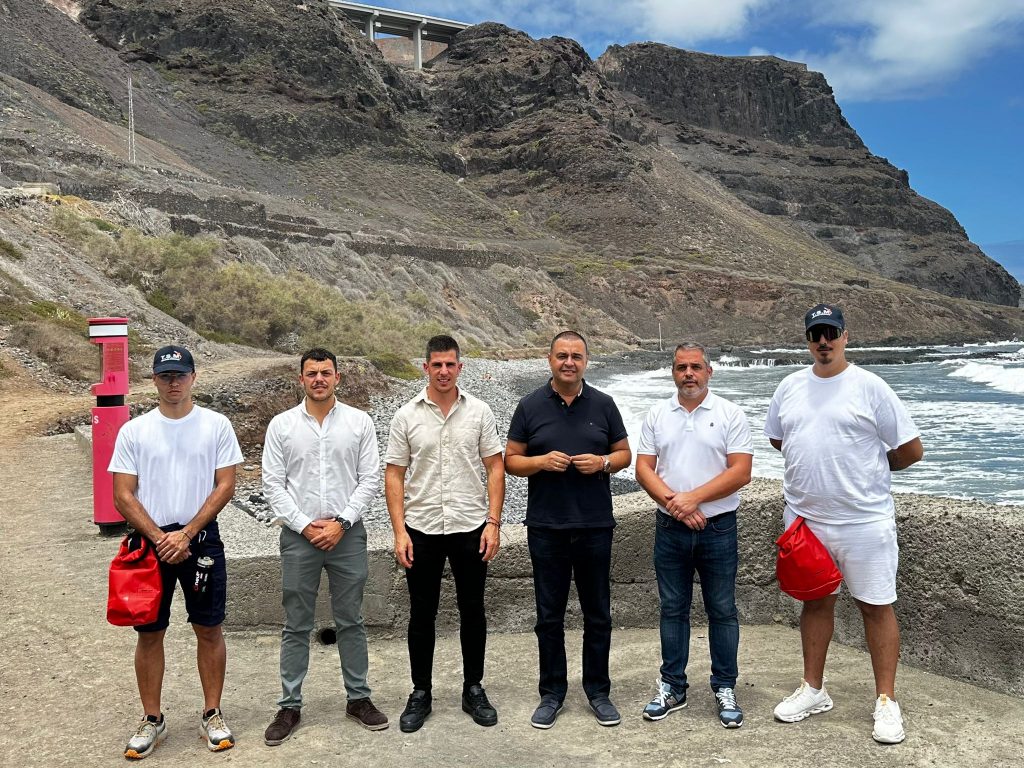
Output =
[{"x1": 803, "y1": 304, "x2": 845, "y2": 332}]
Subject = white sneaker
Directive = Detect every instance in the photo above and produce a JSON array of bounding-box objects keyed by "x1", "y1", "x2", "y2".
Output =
[
  {"x1": 124, "y1": 715, "x2": 166, "y2": 759},
  {"x1": 773, "y1": 681, "x2": 834, "y2": 722},
  {"x1": 201, "y1": 708, "x2": 235, "y2": 752},
  {"x1": 872, "y1": 694, "x2": 905, "y2": 744}
]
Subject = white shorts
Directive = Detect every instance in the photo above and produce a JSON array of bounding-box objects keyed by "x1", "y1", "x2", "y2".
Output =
[{"x1": 783, "y1": 507, "x2": 899, "y2": 605}]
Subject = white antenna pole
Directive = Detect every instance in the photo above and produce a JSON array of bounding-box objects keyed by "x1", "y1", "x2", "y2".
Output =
[
  {"x1": 127, "y1": 75, "x2": 136, "y2": 165},
  {"x1": 658, "y1": 321, "x2": 663, "y2": 352}
]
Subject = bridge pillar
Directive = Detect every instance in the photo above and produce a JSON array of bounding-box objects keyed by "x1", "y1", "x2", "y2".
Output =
[
  {"x1": 413, "y1": 20, "x2": 425, "y2": 70},
  {"x1": 365, "y1": 11, "x2": 378, "y2": 41}
]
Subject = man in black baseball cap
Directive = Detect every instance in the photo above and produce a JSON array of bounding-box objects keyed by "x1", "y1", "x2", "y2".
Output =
[
  {"x1": 152, "y1": 345, "x2": 195, "y2": 375},
  {"x1": 803, "y1": 304, "x2": 845, "y2": 332}
]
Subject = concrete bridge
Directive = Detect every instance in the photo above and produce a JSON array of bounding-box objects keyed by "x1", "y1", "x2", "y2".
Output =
[{"x1": 329, "y1": 1, "x2": 470, "y2": 69}]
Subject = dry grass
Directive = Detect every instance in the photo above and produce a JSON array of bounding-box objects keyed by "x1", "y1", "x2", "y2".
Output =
[{"x1": 8, "y1": 320, "x2": 99, "y2": 382}]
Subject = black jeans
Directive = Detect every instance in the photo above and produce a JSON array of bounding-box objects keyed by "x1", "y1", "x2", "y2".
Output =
[
  {"x1": 405, "y1": 524, "x2": 488, "y2": 692},
  {"x1": 527, "y1": 526, "x2": 614, "y2": 702}
]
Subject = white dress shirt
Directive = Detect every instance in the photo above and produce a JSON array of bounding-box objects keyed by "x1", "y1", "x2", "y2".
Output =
[{"x1": 262, "y1": 398, "x2": 380, "y2": 534}]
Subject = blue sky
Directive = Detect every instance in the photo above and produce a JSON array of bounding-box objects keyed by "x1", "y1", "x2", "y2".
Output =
[{"x1": 367, "y1": 0, "x2": 1024, "y2": 279}]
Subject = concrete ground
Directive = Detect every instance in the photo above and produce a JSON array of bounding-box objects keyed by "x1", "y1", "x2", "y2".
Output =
[{"x1": 3, "y1": 434, "x2": 1023, "y2": 767}]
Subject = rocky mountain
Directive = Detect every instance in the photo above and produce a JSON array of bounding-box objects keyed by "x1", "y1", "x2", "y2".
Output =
[
  {"x1": 597, "y1": 44, "x2": 1019, "y2": 307},
  {"x1": 1, "y1": 0, "x2": 1021, "y2": 367}
]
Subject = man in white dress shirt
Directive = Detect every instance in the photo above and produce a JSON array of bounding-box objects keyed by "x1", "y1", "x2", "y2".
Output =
[{"x1": 261, "y1": 348, "x2": 387, "y2": 745}]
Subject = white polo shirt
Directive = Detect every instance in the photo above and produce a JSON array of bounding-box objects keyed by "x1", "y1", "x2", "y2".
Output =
[
  {"x1": 385, "y1": 388, "x2": 503, "y2": 535},
  {"x1": 636, "y1": 390, "x2": 753, "y2": 518}
]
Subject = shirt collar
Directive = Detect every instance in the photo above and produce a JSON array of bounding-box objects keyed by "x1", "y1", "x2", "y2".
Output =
[
  {"x1": 415, "y1": 386, "x2": 464, "y2": 406},
  {"x1": 547, "y1": 378, "x2": 587, "y2": 399},
  {"x1": 301, "y1": 397, "x2": 339, "y2": 419},
  {"x1": 670, "y1": 390, "x2": 715, "y2": 412}
]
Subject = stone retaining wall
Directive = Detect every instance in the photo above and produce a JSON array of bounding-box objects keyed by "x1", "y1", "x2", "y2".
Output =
[{"x1": 225, "y1": 478, "x2": 1024, "y2": 697}]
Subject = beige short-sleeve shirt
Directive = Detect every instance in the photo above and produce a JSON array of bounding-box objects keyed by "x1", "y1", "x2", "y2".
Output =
[{"x1": 385, "y1": 388, "x2": 503, "y2": 535}]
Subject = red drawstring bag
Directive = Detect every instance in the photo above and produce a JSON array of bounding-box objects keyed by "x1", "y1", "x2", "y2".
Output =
[
  {"x1": 107, "y1": 535, "x2": 163, "y2": 626},
  {"x1": 775, "y1": 516, "x2": 843, "y2": 601}
]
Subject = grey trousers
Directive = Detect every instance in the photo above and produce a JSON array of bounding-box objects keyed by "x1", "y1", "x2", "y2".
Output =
[{"x1": 278, "y1": 523, "x2": 371, "y2": 708}]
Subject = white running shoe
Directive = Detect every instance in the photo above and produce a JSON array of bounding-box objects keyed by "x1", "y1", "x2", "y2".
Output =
[
  {"x1": 201, "y1": 708, "x2": 235, "y2": 752},
  {"x1": 773, "y1": 681, "x2": 834, "y2": 722},
  {"x1": 872, "y1": 694, "x2": 905, "y2": 744},
  {"x1": 124, "y1": 715, "x2": 166, "y2": 759}
]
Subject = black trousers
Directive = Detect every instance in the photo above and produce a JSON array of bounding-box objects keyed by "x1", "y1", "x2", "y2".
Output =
[
  {"x1": 527, "y1": 526, "x2": 614, "y2": 702},
  {"x1": 405, "y1": 523, "x2": 488, "y2": 692}
]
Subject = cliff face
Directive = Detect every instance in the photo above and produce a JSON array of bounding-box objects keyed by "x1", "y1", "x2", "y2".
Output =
[
  {"x1": 0, "y1": 0, "x2": 1021, "y2": 354},
  {"x1": 597, "y1": 44, "x2": 1020, "y2": 306},
  {"x1": 598, "y1": 44, "x2": 863, "y2": 149},
  {"x1": 79, "y1": 0, "x2": 417, "y2": 158}
]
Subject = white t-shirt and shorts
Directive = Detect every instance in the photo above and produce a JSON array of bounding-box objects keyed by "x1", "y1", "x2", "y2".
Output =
[
  {"x1": 764, "y1": 365, "x2": 919, "y2": 605},
  {"x1": 109, "y1": 405, "x2": 243, "y2": 629}
]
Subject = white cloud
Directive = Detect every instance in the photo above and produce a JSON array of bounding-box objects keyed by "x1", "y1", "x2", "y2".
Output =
[
  {"x1": 376, "y1": 1, "x2": 1024, "y2": 101},
  {"x1": 793, "y1": 0, "x2": 1024, "y2": 101},
  {"x1": 636, "y1": 0, "x2": 773, "y2": 43}
]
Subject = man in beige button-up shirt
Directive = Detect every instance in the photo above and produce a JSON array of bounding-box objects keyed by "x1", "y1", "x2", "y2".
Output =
[{"x1": 384, "y1": 335, "x2": 505, "y2": 734}]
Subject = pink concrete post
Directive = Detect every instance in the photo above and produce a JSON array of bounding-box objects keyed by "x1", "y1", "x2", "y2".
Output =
[{"x1": 88, "y1": 317, "x2": 130, "y2": 530}]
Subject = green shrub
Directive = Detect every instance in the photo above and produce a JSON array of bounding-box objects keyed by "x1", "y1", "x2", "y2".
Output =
[
  {"x1": 52, "y1": 210, "x2": 447, "y2": 359},
  {"x1": 28, "y1": 301, "x2": 88, "y2": 333},
  {"x1": 0, "y1": 238, "x2": 23, "y2": 260},
  {"x1": 87, "y1": 217, "x2": 117, "y2": 232},
  {"x1": 146, "y1": 290, "x2": 176, "y2": 315},
  {"x1": 367, "y1": 353, "x2": 420, "y2": 380}
]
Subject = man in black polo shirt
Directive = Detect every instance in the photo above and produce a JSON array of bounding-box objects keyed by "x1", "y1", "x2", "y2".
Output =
[{"x1": 506, "y1": 330, "x2": 631, "y2": 729}]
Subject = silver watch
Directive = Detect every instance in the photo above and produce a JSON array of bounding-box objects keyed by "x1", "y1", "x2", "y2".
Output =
[{"x1": 602, "y1": 455, "x2": 612, "y2": 473}]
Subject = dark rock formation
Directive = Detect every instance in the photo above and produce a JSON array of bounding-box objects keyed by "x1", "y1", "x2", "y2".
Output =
[
  {"x1": 79, "y1": 0, "x2": 418, "y2": 158},
  {"x1": 598, "y1": 43, "x2": 1020, "y2": 307},
  {"x1": 599, "y1": 44, "x2": 863, "y2": 149},
  {"x1": 0, "y1": 1, "x2": 1020, "y2": 348}
]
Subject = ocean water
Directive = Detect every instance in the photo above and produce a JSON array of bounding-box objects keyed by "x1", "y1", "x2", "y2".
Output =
[{"x1": 593, "y1": 343, "x2": 1024, "y2": 506}]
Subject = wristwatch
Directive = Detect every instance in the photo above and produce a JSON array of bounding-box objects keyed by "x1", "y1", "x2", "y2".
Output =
[
  {"x1": 333, "y1": 516, "x2": 353, "y2": 531},
  {"x1": 602, "y1": 455, "x2": 612, "y2": 473}
]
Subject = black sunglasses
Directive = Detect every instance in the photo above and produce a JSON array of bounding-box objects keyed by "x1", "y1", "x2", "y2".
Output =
[{"x1": 806, "y1": 325, "x2": 843, "y2": 342}]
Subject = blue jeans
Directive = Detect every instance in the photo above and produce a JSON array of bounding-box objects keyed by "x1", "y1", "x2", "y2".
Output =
[
  {"x1": 528, "y1": 526, "x2": 614, "y2": 702},
  {"x1": 654, "y1": 510, "x2": 739, "y2": 693}
]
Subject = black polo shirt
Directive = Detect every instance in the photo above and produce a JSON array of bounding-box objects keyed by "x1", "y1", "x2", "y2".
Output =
[{"x1": 507, "y1": 379, "x2": 628, "y2": 529}]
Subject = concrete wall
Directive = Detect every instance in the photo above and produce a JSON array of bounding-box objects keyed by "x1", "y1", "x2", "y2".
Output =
[{"x1": 224, "y1": 478, "x2": 1024, "y2": 697}]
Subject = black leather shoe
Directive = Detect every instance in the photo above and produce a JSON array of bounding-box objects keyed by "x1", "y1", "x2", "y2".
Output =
[
  {"x1": 461, "y1": 684, "x2": 498, "y2": 727},
  {"x1": 399, "y1": 689, "x2": 432, "y2": 733}
]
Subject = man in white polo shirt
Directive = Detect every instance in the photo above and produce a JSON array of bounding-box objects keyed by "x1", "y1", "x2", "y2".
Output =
[
  {"x1": 765, "y1": 303, "x2": 923, "y2": 744},
  {"x1": 384, "y1": 335, "x2": 505, "y2": 733},
  {"x1": 635, "y1": 342, "x2": 753, "y2": 728}
]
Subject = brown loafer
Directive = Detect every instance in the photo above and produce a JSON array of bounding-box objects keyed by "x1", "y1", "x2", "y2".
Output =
[
  {"x1": 346, "y1": 697, "x2": 389, "y2": 731},
  {"x1": 264, "y1": 707, "x2": 300, "y2": 746}
]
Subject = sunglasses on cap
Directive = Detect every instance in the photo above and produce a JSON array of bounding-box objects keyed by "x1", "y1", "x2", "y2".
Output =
[{"x1": 806, "y1": 325, "x2": 843, "y2": 342}]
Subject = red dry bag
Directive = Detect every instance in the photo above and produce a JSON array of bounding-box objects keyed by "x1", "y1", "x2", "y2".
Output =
[
  {"x1": 775, "y1": 516, "x2": 843, "y2": 601},
  {"x1": 107, "y1": 534, "x2": 163, "y2": 626}
]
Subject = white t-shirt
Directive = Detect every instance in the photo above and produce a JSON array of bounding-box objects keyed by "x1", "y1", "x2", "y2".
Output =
[
  {"x1": 636, "y1": 391, "x2": 753, "y2": 518},
  {"x1": 109, "y1": 405, "x2": 244, "y2": 527},
  {"x1": 764, "y1": 364, "x2": 919, "y2": 524}
]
